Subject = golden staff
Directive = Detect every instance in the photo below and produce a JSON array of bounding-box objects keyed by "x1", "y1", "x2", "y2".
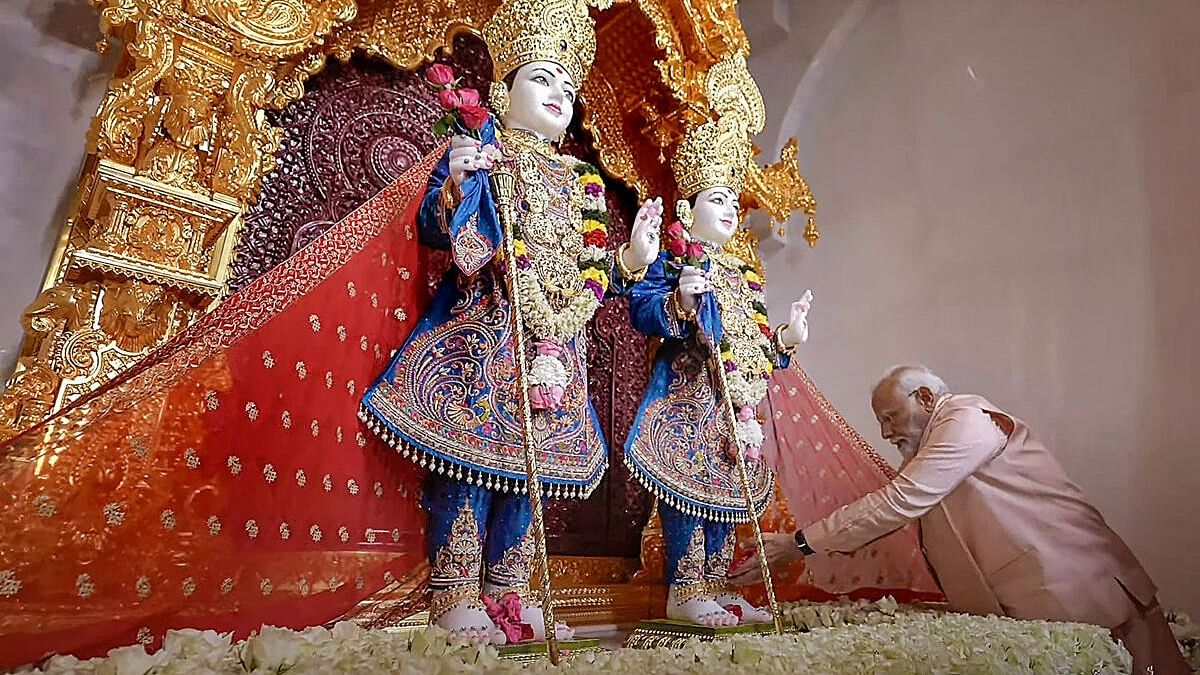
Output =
[
  {"x1": 709, "y1": 337, "x2": 784, "y2": 635},
  {"x1": 488, "y1": 165, "x2": 561, "y2": 664}
]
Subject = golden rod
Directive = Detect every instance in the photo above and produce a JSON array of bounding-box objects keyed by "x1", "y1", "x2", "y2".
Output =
[
  {"x1": 488, "y1": 165, "x2": 561, "y2": 664},
  {"x1": 711, "y1": 352, "x2": 784, "y2": 635}
]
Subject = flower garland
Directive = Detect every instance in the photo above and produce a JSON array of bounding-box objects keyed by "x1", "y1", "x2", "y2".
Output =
[
  {"x1": 24, "y1": 609, "x2": 1133, "y2": 674},
  {"x1": 663, "y1": 221, "x2": 775, "y2": 451},
  {"x1": 512, "y1": 162, "x2": 609, "y2": 403},
  {"x1": 715, "y1": 257, "x2": 775, "y2": 451}
]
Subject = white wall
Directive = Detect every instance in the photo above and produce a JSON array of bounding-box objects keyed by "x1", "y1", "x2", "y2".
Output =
[
  {"x1": 750, "y1": 0, "x2": 1200, "y2": 616},
  {"x1": 0, "y1": 1, "x2": 114, "y2": 379}
]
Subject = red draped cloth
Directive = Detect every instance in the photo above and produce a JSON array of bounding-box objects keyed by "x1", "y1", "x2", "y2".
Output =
[
  {"x1": 0, "y1": 147, "x2": 446, "y2": 669},
  {"x1": 751, "y1": 366, "x2": 943, "y2": 602}
]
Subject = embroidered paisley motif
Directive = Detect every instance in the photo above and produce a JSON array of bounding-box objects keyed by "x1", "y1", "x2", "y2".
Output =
[
  {"x1": 626, "y1": 349, "x2": 772, "y2": 521},
  {"x1": 487, "y1": 532, "x2": 535, "y2": 587},
  {"x1": 452, "y1": 214, "x2": 491, "y2": 276},
  {"x1": 705, "y1": 528, "x2": 736, "y2": 580}
]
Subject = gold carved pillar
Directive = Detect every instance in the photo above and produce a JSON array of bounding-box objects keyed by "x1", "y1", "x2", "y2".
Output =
[{"x1": 0, "y1": 0, "x2": 356, "y2": 440}]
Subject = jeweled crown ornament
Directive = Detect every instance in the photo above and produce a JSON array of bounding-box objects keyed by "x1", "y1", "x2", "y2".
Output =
[
  {"x1": 481, "y1": 0, "x2": 612, "y2": 86},
  {"x1": 671, "y1": 114, "x2": 754, "y2": 198},
  {"x1": 671, "y1": 54, "x2": 765, "y2": 199}
]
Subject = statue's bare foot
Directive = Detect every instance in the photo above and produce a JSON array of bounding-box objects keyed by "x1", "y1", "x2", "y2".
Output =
[
  {"x1": 431, "y1": 590, "x2": 507, "y2": 646},
  {"x1": 714, "y1": 590, "x2": 773, "y2": 624},
  {"x1": 520, "y1": 604, "x2": 575, "y2": 642},
  {"x1": 667, "y1": 587, "x2": 738, "y2": 627}
]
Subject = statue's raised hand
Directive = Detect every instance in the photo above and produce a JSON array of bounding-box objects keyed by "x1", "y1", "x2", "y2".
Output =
[
  {"x1": 780, "y1": 289, "x2": 813, "y2": 346},
  {"x1": 623, "y1": 197, "x2": 664, "y2": 271},
  {"x1": 447, "y1": 135, "x2": 496, "y2": 186}
]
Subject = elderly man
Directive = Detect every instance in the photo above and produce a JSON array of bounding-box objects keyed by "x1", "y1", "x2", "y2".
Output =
[{"x1": 734, "y1": 365, "x2": 1187, "y2": 675}]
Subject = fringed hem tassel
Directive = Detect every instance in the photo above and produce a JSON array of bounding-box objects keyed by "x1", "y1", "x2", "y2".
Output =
[
  {"x1": 622, "y1": 453, "x2": 773, "y2": 524},
  {"x1": 358, "y1": 403, "x2": 602, "y2": 500}
]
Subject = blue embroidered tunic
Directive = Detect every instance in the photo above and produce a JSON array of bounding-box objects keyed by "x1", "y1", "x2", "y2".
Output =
[
  {"x1": 362, "y1": 123, "x2": 629, "y2": 499},
  {"x1": 624, "y1": 252, "x2": 789, "y2": 522}
]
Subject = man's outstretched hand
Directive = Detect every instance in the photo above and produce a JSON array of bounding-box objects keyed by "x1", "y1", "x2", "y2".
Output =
[{"x1": 728, "y1": 532, "x2": 805, "y2": 585}]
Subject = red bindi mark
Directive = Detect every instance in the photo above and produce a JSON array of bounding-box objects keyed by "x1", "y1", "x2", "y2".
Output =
[{"x1": 555, "y1": 67, "x2": 563, "y2": 75}]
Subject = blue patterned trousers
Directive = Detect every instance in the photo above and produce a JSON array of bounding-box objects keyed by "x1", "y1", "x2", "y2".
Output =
[
  {"x1": 660, "y1": 502, "x2": 737, "y2": 590},
  {"x1": 424, "y1": 474, "x2": 535, "y2": 593}
]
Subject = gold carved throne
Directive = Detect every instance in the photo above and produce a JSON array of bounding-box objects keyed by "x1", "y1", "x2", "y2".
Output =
[{"x1": 0, "y1": 0, "x2": 817, "y2": 627}]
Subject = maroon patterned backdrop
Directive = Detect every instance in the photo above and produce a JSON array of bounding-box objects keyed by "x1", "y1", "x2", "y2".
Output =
[{"x1": 227, "y1": 37, "x2": 653, "y2": 558}]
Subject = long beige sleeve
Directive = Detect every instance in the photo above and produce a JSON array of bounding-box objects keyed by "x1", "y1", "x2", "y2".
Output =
[{"x1": 804, "y1": 404, "x2": 1007, "y2": 554}]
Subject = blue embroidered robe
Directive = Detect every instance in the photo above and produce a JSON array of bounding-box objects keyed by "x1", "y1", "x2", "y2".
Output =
[
  {"x1": 624, "y1": 252, "x2": 789, "y2": 522},
  {"x1": 362, "y1": 121, "x2": 628, "y2": 499}
]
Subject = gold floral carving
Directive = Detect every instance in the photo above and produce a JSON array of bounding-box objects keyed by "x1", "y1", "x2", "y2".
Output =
[
  {"x1": 89, "y1": 22, "x2": 176, "y2": 165},
  {"x1": 191, "y1": 0, "x2": 357, "y2": 57},
  {"x1": 744, "y1": 138, "x2": 820, "y2": 247},
  {"x1": 327, "y1": 0, "x2": 501, "y2": 70},
  {"x1": 213, "y1": 65, "x2": 282, "y2": 200},
  {"x1": 1, "y1": 0, "x2": 358, "y2": 440}
]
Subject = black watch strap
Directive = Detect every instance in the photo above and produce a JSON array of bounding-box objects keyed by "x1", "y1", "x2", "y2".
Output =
[{"x1": 794, "y1": 529, "x2": 815, "y2": 556}]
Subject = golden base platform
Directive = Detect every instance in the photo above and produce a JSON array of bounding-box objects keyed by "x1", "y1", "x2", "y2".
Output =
[
  {"x1": 623, "y1": 619, "x2": 779, "y2": 649},
  {"x1": 497, "y1": 638, "x2": 603, "y2": 662}
]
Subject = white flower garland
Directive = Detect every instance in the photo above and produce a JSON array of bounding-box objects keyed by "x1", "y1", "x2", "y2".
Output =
[
  {"x1": 734, "y1": 417, "x2": 765, "y2": 450},
  {"x1": 513, "y1": 263, "x2": 600, "y2": 346},
  {"x1": 23, "y1": 603, "x2": 1137, "y2": 675},
  {"x1": 528, "y1": 354, "x2": 569, "y2": 389}
]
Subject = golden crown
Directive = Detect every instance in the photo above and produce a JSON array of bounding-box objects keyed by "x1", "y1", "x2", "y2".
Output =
[
  {"x1": 671, "y1": 115, "x2": 754, "y2": 197},
  {"x1": 670, "y1": 54, "x2": 765, "y2": 198},
  {"x1": 482, "y1": 0, "x2": 611, "y2": 86}
]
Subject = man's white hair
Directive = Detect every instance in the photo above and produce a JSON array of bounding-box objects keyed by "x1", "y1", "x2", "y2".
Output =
[{"x1": 874, "y1": 364, "x2": 950, "y2": 397}]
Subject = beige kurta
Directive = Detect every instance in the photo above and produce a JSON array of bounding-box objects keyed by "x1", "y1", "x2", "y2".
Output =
[{"x1": 805, "y1": 393, "x2": 1156, "y2": 626}]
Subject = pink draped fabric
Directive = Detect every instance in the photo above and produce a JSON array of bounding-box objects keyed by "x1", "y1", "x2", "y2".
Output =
[{"x1": 761, "y1": 366, "x2": 942, "y2": 597}]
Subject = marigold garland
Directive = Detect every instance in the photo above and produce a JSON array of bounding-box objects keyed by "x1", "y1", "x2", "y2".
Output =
[{"x1": 510, "y1": 162, "x2": 609, "y2": 350}]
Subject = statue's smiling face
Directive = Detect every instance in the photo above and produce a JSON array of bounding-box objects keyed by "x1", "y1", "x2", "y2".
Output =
[
  {"x1": 690, "y1": 186, "x2": 740, "y2": 245},
  {"x1": 503, "y1": 61, "x2": 577, "y2": 140}
]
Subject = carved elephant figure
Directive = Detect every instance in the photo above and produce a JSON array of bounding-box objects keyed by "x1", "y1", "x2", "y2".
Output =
[{"x1": 21, "y1": 286, "x2": 87, "y2": 336}]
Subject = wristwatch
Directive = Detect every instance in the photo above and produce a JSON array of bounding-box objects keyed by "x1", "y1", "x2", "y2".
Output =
[{"x1": 794, "y1": 529, "x2": 816, "y2": 556}]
